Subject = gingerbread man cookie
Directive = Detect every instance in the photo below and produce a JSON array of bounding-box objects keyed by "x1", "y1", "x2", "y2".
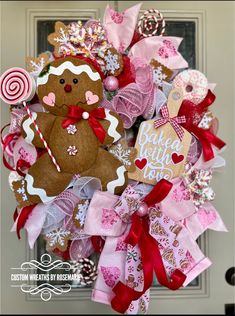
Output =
[{"x1": 13, "y1": 56, "x2": 128, "y2": 206}]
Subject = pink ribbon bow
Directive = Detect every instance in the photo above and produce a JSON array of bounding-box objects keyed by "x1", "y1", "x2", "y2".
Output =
[{"x1": 154, "y1": 105, "x2": 186, "y2": 140}]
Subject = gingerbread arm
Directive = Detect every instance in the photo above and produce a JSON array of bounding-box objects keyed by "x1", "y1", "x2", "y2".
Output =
[
  {"x1": 21, "y1": 112, "x2": 56, "y2": 148},
  {"x1": 101, "y1": 109, "x2": 124, "y2": 145}
]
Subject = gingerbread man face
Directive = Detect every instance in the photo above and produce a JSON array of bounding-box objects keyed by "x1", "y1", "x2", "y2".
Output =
[{"x1": 37, "y1": 56, "x2": 103, "y2": 116}]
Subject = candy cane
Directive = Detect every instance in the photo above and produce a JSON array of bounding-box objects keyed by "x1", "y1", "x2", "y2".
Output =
[
  {"x1": 138, "y1": 9, "x2": 166, "y2": 38},
  {"x1": 23, "y1": 101, "x2": 61, "y2": 173}
]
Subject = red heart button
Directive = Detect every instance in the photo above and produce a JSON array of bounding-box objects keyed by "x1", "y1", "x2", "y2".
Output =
[
  {"x1": 135, "y1": 158, "x2": 147, "y2": 170},
  {"x1": 172, "y1": 153, "x2": 184, "y2": 164}
]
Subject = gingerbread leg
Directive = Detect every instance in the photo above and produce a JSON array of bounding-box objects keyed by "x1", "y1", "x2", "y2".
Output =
[
  {"x1": 81, "y1": 148, "x2": 128, "y2": 195},
  {"x1": 13, "y1": 154, "x2": 73, "y2": 207}
]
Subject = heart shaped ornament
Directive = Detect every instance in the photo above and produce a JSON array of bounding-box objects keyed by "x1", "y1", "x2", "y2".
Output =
[
  {"x1": 128, "y1": 89, "x2": 192, "y2": 185},
  {"x1": 135, "y1": 158, "x2": 147, "y2": 170},
  {"x1": 172, "y1": 153, "x2": 184, "y2": 164}
]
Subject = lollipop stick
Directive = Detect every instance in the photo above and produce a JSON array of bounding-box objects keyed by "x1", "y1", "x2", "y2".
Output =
[{"x1": 23, "y1": 102, "x2": 61, "y2": 173}]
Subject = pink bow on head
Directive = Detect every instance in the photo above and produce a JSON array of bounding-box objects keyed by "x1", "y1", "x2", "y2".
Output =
[
  {"x1": 103, "y1": 3, "x2": 142, "y2": 52},
  {"x1": 154, "y1": 105, "x2": 186, "y2": 140},
  {"x1": 129, "y1": 36, "x2": 188, "y2": 70}
]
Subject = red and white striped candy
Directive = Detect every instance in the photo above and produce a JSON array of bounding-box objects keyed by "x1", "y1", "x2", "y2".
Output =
[
  {"x1": 23, "y1": 101, "x2": 61, "y2": 172},
  {"x1": 0, "y1": 67, "x2": 36, "y2": 105},
  {"x1": 138, "y1": 9, "x2": 166, "y2": 38}
]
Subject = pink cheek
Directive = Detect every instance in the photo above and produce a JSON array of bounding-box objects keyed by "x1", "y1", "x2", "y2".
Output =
[{"x1": 42, "y1": 92, "x2": 56, "y2": 106}]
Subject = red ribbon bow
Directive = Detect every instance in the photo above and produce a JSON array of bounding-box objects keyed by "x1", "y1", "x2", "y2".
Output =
[
  {"x1": 154, "y1": 105, "x2": 186, "y2": 141},
  {"x1": 111, "y1": 179, "x2": 186, "y2": 314},
  {"x1": 178, "y1": 90, "x2": 226, "y2": 161},
  {"x1": 62, "y1": 106, "x2": 106, "y2": 143}
]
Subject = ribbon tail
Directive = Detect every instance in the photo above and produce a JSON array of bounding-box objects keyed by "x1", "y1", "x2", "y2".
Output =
[
  {"x1": 191, "y1": 126, "x2": 226, "y2": 161},
  {"x1": 111, "y1": 218, "x2": 186, "y2": 313},
  {"x1": 111, "y1": 218, "x2": 154, "y2": 314},
  {"x1": 24, "y1": 204, "x2": 47, "y2": 249},
  {"x1": 146, "y1": 221, "x2": 186, "y2": 290},
  {"x1": 88, "y1": 116, "x2": 106, "y2": 143},
  {"x1": 124, "y1": 213, "x2": 142, "y2": 245},
  {"x1": 16, "y1": 204, "x2": 36, "y2": 239},
  {"x1": 197, "y1": 89, "x2": 216, "y2": 111},
  {"x1": 143, "y1": 179, "x2": 173, "y2": 207},
  {"x1": 13, "y1": 208, "x2": 19, "y2": 222}
]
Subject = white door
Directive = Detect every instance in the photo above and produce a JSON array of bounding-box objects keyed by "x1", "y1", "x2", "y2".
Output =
[{"x1": 1, "y1": 1, "x2": 234, "y2": 314}]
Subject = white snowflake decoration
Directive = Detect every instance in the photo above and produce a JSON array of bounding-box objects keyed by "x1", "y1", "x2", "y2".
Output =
[
  {"x1": 66, "y1": 124, "x2": 77, "y2": 135},
  {"x1": 17, "y1": 180, "x2": 28, "y2": 201},
  {"x1": 153, "y1": 66, "x2": 167, "y2": 87},
  {"x1": 54, "y1": 27, "x2": 70, "y2": 45},
  {"x1": 28, "y1": 57, "x2": 47, "y2": 78},
  {"x1": 75, "y1": 200, "x2": 89, "y2": 226},
  {"x1": 104, "y1": 50, "x2": 120, "y2": 74},
  {"x1": 67, "y1": 145, "x2": 78, "y2": 156},
  {"x1": 109, "y1": 143, "x2": 132, "y2": 167},
  {"x1": 46, "y1": 228, "x2": 71, "y2": 248}
]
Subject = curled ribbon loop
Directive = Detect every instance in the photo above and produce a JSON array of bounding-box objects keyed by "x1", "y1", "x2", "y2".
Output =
[
  {"x1": 111, "y1": 179, "x2": 186, "y2": 314},
  {"x1": 62, "y1": 106, "x2": 106, "y2": 143},
  {"x1": 154, "y1": 105, "x2": 186, "y2": 140},
  {"x1": 1, "y1": 124, "x2": 32, "y2": 175}
]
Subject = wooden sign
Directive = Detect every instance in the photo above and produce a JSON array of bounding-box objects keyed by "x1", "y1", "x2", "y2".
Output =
[{"x1": 128, "y1": 89, "x2": 192, "y2": 185}]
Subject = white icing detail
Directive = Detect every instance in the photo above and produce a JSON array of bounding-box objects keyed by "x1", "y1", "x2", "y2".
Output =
[
  {"x1": 105, "y1": 109, "x2": 121, "y2": 143},
  {"x1": 107, "y1": 166, "x2": 126, "y2": 194},
  {"x1": 22, "y1": 112, "x2": 37, "y2": 144},
  {"x1": 37, "y1": 62, "x2": 101, "y2": 86},
  {"x1": 25, "y1": 174, "x2": 56, "y2": 203}
]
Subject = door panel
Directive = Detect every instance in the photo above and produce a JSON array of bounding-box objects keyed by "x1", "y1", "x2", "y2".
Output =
[{"x1": 1, "y1": 1, "x2": 234, "y2": 314}]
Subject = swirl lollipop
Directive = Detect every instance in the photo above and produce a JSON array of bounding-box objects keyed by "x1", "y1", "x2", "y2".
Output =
[
  {"x1": 0, "y1": 67, "x2": 36, "y2": 105},
  {"x1": 0, "y1": 67, "x2": 61, "y2": 172},
  {"x1": 138, "y1": 9, "x2": 166, "y2": 38}
]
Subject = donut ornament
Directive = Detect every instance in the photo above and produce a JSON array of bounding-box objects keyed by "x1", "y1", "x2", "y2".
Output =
[{"x1": 172, "y1": 69, "x2": 208, "y2": 104}]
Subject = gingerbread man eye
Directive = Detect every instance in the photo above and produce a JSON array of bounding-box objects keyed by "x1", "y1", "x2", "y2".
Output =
[
  {"x1": 73, "y1": 78, "x2": 78, "y2": 84},
  {"x1": 59, "y1": 79, "x2": 65, "y2": 84}
]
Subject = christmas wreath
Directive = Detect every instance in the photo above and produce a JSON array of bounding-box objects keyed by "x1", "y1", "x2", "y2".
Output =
[{"x1": 0, "y1": 3, "x2": 227, "y2": 314}]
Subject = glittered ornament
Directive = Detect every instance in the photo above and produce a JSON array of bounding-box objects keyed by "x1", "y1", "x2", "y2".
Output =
[{"x1": 104, "y1": 76, "x2": 119, "y2": 91}]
